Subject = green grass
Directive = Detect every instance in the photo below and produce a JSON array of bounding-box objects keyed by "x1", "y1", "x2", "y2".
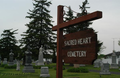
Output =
[{"x1": 0, "y1": 64, "x2": 120, "y2": 78}]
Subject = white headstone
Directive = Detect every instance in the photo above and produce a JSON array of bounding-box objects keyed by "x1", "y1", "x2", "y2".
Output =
[{"x1": 37, "y1": 46, "x2": 44, "y2": 66}]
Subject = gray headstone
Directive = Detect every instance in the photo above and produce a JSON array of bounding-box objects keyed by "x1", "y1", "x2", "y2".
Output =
[
  {"x1": 100, "y1": 63, "x2": 111, "y2": 75},
  {"x1": 0, "y1": 55, "x2": 1, "y2": 65},
  {"x1": 21, "y1": 58, "x2": 23, "y2": 65},
  {"x1": 40, "y1": 67, "x2": 50, "y2": 77},
  {"x1": 16, "y1": 60, "x2": 20, "y2": 71},
  {"x1": 22, "y1": 47, "x2": 35, "y2": 73},
  {"x1": 37, "y1": 46, "x2": 44, "y2": 66},
  {"x1": 94, "y1": 59, "x2": 101, "y2": 68},
  {"x1": 110, "y1": 52, "x2": 118, "y2": 69},
  {"x1": 14, "y1": 59, "x2": 17, "y2": 65},
  {"x1": 32, "y1": 59, "x2": 35, "y2": 63},
  {"x1": 118, "y1": 58, "x2": 120, "y2": 67},
  {"x1": 3, "y1": 58, "x2": 7, "y2": 64},
  {"x1": 8, "y1": 52, "x2": 14, "y2": 66}
]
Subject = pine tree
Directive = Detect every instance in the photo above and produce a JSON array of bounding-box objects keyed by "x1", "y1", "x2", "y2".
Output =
[
  {"x1": 20, "y1": 0, "x2": 56, "y2": 59},
  {"x1": 63, "y1": 6, "x2": 76, "y2": 34},
  {"x1": 63, "y1": 0, "x2": 104, "y2": 54},
  {"x1": 0, "y1": 29, "x2": 20, "y2": 59},
  {"x1": 76, "y1": 0, "x2": 92, "y2": 31},
  {"x1": 63, "y1": 0, "x2": 92, "y2": 34}
]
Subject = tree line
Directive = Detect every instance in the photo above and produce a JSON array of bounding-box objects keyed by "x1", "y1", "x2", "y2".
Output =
[{"x1": 0, "y1": 0, "x2": 104, "y2": 63}]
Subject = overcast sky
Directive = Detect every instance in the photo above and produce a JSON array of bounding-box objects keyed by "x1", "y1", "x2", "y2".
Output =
[{"x1": 0, "y1": 0, "x2": 120, "y2": 55}]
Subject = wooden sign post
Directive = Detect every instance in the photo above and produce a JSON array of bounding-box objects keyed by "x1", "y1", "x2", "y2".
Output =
[{"x1": 52, "y1": 5, "x2": 102, "y2": 78}]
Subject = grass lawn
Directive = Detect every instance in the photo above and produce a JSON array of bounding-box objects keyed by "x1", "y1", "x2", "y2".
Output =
[{"x1": 0, "y1": 63, "x2": 120, "y2": 78}]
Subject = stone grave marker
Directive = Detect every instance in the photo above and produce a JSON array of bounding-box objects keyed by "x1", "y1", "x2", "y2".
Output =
[
  {"x1": 0, "y1": 55, "x2": 1, "y2": 65},
  {"x1": 8, "y1": 51, "x2": 14, "y2": 66},
  {"x1": 22, "y1": 47, "x2": 35, "y2": 73},
  {"x1": 3, "y1": 58, "x2": 7, "y2": 64},
  {"x1": 16, "y1": 53, "x2": 20, "y2": 71},
  {"x1": 40, "y1": 67, "x2": 50, "y2": 77},
  {"x1": 118, "y1": 58, "x2": 120, "y2": 71},
  {"x1": 118, "y1": 58, "x2": 120, "y2": 67},
  {"x1": 37, "y1": 46, "x2": 44, "y2": 66},
  {"x1": 94, "y1": 59, "x2": 101, "y2": 68},
  {"x1": 14, "y1": 59, "x2": 17, "y2": 65},
  {"x1": 16, "y1": 60, "x2": 20, "y2": 71},
  {"x1": 100, "y1": 63, "x2": 111, "y2": 75},
  {"x1": 21, "y1": 58, "x2": 23, "y2": 65},
  {"x1": 110, "y1": 52, "x2": 118, "y2": 69}
]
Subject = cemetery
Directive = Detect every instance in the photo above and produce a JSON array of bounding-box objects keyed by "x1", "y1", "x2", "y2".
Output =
[
  {"x1": 0, "y1": 63, "x2": 120, "y2": 78},
  {"x1": 0, "y1": 0, "x2": 120, "y2": 78}
]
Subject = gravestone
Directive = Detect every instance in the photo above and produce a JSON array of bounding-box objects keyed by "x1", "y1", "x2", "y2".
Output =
[
  {"x1": 100, "y1": 63, "x2": 111, "y2": 75},
  {"x1": 40, "y1": 67, "x2": 50, "y2": 77},
  {"x1": 22, "y1": 47, "x2": 35, "y2": 73},
  {"x1": 110, "y1": 52, "x2": 118, "y2": 69},
  {"x1": 16, "y1": 53, "x2": 20, "y2": 71},
  {"x1": 32, "y1": 59, "x2": 35, "y2": 64},
  {"x1": 8, "y1": 52, "x2": 14, "y2": 66},
  {"x1": 35, "y1": 60, "x2": 38, "y2": 66},
  {"x1": 118, "y1": 58, "x2": 120, "y2": 67},
  {"x1": 0, "y1": 55, "x2": 1, "y2": 65},
  {"x1": 3, "y1": 58, "x2": 7, "y2": 64},
  {"x1": 118, "y1": 58, "x2": 120, "y2": 71},
  {"x1": 16, "y1": 60, "x2": 20, "y2": 71},
  {"x1": 37, "y1": 46, "x2": 44, "y2": 66},
  {"x1": 21, "y1": 58, "x2": 23, "y2": 65},
  {"x1": 14, "y1": 59, "x2": 17, "y2": 65},
  {"x1": 94, "y1": 59, "x2": 102, "y2": 68}
]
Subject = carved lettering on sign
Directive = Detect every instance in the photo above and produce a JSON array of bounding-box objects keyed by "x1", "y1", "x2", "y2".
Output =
[
  {"x1": 64, "y1": 37, "x2": 91, "y2": 46},
  {"x1": 67, "y1": 51, "x2": 86, "y2": 57}
]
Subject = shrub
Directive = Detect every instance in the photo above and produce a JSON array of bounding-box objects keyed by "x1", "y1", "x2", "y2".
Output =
[
  {"x1": 33, "y1": 65, "x2": 41, "y2": 69},
  {"x1": 80, "y1": 67, "x2": 89, "y2": 73},
  {"x1": 4, "y1": 65, "x2": 16, "y2": 69},
  {"x1": 67, "y1": 67, "x2": 89, "y2": 73},
  {"x1": 67, "y1": 67, "x2": 80, "y2": 72},
  {"x1": 0, "y1": 64, "x2": 7, "y2": 67}
]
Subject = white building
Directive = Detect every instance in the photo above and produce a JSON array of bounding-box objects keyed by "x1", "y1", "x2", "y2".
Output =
[{"x1": 102, "y1": 51, "x2": 120, "y2": 64}]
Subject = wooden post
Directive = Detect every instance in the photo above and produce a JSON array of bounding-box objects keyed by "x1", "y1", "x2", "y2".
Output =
[
  {"x1": 52, "y1": 5, "x2": 102, "y2": 78},
  {"x1": 56, "y1": 5, "x2": 64, "y2": 78}
]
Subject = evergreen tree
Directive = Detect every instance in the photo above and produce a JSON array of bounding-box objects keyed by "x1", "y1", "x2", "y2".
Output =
[
  {"x1": 63, "y1": 6, "x2": 76, "y2": 34},
  {"x1": 20, "y1": 0, "x2": 56, "y2": 59},
  {"x1": 63, "y1": 0, "x2": 104, "y2": 54},
  {"x1": 0, "y1": 29, "x2": 20, "y2": 60}
]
